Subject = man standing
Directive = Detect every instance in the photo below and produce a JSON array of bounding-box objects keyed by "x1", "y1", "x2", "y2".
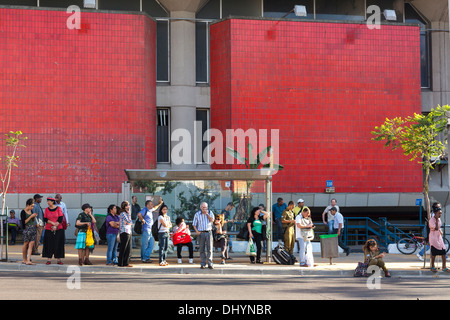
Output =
[
  {"x1": 137, "y1": 197, "x2": 164, "y2": 263},
  {"x1": 330, "y1": 207, "x2": 350, "y2": 256},
  {"x1": 272, "y1": 198, "x2": 287, "y2": 244},
  {"x1": 131, "y1": 195, "x2": 141, "y2": 249},
  {"x1": 293, "y1": 199, "x2": 309, "y2": 218},
  {"x1": 192, "y1": 202, "x2": 215, "y2": 269},
  {"x1": 322, "y1": 198, "x2": 339, "y2": 234},
  {"x1": 220, "y1": 202, "x2": 235, "y2": 253},
  {"x1": 31, "y1": 194, "x2": 45, "y2": 255},
  {"x1": 281, "y1": 201, "x2": 296, "y2": 257}
]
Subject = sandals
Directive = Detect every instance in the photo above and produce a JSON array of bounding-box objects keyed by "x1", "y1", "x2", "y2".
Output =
[
  {"x1": 443, "y1": 268, "x2": 450, "y2": 273},
  {"x1": 431, "y1": 267, "x2": 438, "y2": 273}
]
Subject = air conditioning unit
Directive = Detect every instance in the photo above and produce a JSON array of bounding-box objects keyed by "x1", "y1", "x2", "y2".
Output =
[{"x1": 84, "y1": 0, "x2": 96, "y2": 8}]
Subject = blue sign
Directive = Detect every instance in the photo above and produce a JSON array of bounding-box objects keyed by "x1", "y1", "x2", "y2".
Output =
[
  {"x1": 415, "y1": 199, "x2": 422, "y2": 206},
  {"x1": 326, "y1": 180, "x2": 333, "y2": 188}
]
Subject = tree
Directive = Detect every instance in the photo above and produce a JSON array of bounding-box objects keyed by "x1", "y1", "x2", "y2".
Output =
[
  {"x1": 0, "y1": 131, "x2": 27, "y2": 260},
  {"x1": 371, "y1": 105, "x2": 450, "y2": 221}
]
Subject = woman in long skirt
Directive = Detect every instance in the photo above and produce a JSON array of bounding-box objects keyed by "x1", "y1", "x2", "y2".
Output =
[{"x1": 42, "y1": 197, "x2": 65, "y2": 265}]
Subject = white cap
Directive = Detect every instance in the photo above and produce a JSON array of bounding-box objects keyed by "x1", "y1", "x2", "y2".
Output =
[{"x1": 297, "y1": 199, "x2": 304, "y2": 203}]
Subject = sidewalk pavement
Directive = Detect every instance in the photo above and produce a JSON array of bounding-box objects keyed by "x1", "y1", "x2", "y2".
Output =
[{"x1": 1, "y1": 243, "x2": 446, "y2": 277}]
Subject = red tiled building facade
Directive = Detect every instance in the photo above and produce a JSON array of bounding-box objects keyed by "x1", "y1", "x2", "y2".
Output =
[
  {"x1": 0, "y1": 8, "x2": 423, "y2": 195},
  {"x1": 210, "y1": 19, "x2": 422, "y2": 194},
  {"x1": 0, "y1": 8, "x2": 156, "y2": 193}
]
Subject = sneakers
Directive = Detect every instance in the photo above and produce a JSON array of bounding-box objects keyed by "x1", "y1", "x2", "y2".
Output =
[
  {"x1": 189, "y1": 258, "x2": 194, "y2": 264},
  {"x1": 159, "y1": 261, "x2": 169, "y2": 266},
  {"x1": 416, "y1": 253, "x2": 424, "y2": 261},
  {"x1": 178, "y1": 259, "x2": 182, "y2": 264}
]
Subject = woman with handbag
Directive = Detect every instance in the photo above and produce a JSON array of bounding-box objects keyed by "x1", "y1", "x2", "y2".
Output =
[
  {"x1": 295, "y1": 207, "x2": 315, "y2": 267},
  {"x1": 172, "y1": 217, "x2": 193, "y2": 264},
  {"x1": 75, "y1": 203, "x2": 96, "y2": 266},
  {"x1": 247, "y1": 207, "x2": 270, "y2": 264},
  {"x1": 20, "y1": 199, "x2": 37, "y2": 265}
]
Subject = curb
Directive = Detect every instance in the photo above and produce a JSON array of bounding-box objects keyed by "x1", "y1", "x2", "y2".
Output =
[{"x1": 0, "y1": 261, "x2": 444, "y2": 278}]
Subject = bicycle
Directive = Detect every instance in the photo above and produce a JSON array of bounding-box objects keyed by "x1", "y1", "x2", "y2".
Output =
[{"x1": 396, "y1": 233, "x2": 450, "y2": 255}]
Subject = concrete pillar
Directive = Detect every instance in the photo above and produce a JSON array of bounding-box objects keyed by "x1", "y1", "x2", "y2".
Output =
[{"x1": 157, "y1": 0, "x2": 209, "y2": 169}]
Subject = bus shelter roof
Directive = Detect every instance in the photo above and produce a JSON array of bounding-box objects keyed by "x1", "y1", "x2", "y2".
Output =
[{"x1": 124, "y1": 169, "x2": 274, "y2": 182}]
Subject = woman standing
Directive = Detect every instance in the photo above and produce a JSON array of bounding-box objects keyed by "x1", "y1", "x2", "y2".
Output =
[
  {"x1": 158, "y1": 204, "x2": 172, "y2": 266},
  {"x1": 429, "y1": 207, "x2": 449, "y2": 273},
  {"x1": 295, "y1": 207, "x2": 315, "y2": 267},
  {"x1": 21, "y1": 198, "x2": 36, "y2": 265},
  {"x1": 42, "y1": 197, "x2": 65, "y2": 265},
  {"x1": 105, "y1": 204, "x2": 120, "y2": 265},
  {"x1": 214, "y1": 214, "x2": 229, "y2": 265},
  {"x1": 75, "y1": 203, "x2": 96, "y2": 266},
  {"x1": 247, "y1": 207, "x2": 269, "y2": 264},
  {"x1": 118, "y1": 201, "x2": 133, "y2": 267}
]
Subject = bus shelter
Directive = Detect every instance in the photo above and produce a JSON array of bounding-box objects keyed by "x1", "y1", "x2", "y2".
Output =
[{"x1": 124, "y1": 169, "x2": 274, "y2": 262}]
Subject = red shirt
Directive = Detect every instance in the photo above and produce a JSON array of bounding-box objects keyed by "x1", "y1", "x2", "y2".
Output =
[{"x1": 44, "y1": 206, "x2": 64, "y2": 231}]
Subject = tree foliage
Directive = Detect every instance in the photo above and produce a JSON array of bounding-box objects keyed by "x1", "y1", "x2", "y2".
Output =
[{"x1": 371, "y1": 105, "x2": 450, "y2": 220}]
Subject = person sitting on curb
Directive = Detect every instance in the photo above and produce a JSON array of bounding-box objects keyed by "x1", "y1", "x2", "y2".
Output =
[{"x1": 363, "y1": 239, "x2": 390, "y2": 277}]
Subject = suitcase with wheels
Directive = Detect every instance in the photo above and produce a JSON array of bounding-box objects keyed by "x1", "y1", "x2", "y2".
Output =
[{"x1": 272, "y1": 245, "x2": 295, "y2": 265}]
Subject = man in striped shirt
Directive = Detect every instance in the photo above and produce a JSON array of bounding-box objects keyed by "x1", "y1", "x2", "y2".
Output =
[{"x1": 193, "y1": 202, "x2": 215, "y2": 269}]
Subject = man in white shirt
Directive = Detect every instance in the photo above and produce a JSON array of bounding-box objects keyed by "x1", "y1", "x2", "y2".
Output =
[
  {"x1": 322, "y1": 198, "x2": 339, "y2": 234},
  {"x1": 330, "y1": 207, "x2": 350, "y2": 256}
]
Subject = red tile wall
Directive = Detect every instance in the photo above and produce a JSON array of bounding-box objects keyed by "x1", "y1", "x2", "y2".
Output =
[
  {"x1": 210, "y1": 19, "x2": 422, "y2": 194},
  {"x1": 0, "y1": 8, "x2": 156, "y2": 193}
]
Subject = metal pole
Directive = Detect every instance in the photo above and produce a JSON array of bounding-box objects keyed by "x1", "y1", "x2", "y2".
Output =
[{"x1": 265, "y1": 177, "x2": 272, "y2": 263}]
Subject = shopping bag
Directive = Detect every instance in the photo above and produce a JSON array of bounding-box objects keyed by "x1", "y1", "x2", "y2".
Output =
[
  {"x1": 86, "y1": 226, "x2": 95, "y2": 247},
  {"x1": 246, "y1": 238, "x2": 256, "y2": 256}
]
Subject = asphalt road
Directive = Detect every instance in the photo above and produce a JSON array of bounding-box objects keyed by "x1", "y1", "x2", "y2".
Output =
[{"x1": 1, "y1": 271, "x2": 449, "y2": 301}]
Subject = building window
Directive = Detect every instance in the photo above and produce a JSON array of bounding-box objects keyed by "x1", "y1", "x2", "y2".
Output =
[
  {"x1": 404, "y1": 3, "x2": 430, "y2": 89},
  {"x1": 97, "y1": 0, "x2": 140, "y2": 11},
  {"x1": 263, "y1": 0, "x2": 314, "y2": 19},
  {"x1": 315, "y1": 0, "x2": 365, "y2": 21},
  {"x1": 196, "y1": 21, "x2": 209, "y2": 84},
  {"x1": 222, "y1": 0, "x2": 262, "y2": 18},
  {"x1": 366, "y1": 0, "x2": 403, "y2": 22},
  {"x1": 157, "y1": 109, "x2": 170, "y2": 163},
  {"x1": 156, "y1": 19, "x2": 170, "y2": 83},
  {"x1": 196, "y1": 109, "x2": 209, "y2": 164}
]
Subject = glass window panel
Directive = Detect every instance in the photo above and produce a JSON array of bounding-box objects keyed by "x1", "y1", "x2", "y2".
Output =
[
  {"x1": 197, "y1": 0, "x2": 220, "y2": 19},
  {"x1": 142, "y1": 0, "x2": 168, "y2": 17},
  {"x1": 315, "y1": 0, "x2": 365, "y2": 21},
  {"x1": 222, "y1": 0, "x2": 262, "y2": 18},
  {"x1": 157, "y1": 20, "x2": 170, "y2": 82},
  {"x1": 196, "y1": 22, "x2": 208, "y2": 83},
  {"x1": 157, "y1": 109, "x2": 170, "y2": 163},
  {"x1": 263, "y1": 0, "x2": 314, "y2": 19}
]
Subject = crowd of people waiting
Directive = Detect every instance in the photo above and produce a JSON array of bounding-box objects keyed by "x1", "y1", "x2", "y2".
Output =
[{"x1": 3, "y1": 194, "x2": 448, "y2": 274}]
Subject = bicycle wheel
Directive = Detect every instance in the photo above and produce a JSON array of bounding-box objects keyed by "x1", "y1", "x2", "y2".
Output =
[{"x1": 397, "y1": 237, "x2": 418, "y2": 254}]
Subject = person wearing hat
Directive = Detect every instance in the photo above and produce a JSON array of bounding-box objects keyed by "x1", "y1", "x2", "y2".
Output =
[
  {"x1": 42, "y1": 197, "x2": 65, "y2": 265},
  {"x1": 75, "y1": 203, "x2": 96, "y2": 266},
  {"x1": 281, "y1": 201, "x2": 297, "y2": 257},
  {"x1": 31, "y1": 194, "x2": 45, "y2": 255},
  {"x1": 293, "y1": 199, "x2": 309, "y2": 254}
]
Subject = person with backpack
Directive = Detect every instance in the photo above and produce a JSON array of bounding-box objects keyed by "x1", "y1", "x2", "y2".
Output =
[
  {"x1": 104, "y1": 205, "x2": 120, "y2": 265},
  {"x1": 137, "y1": 197, "x2": 164, "y2": 263}
]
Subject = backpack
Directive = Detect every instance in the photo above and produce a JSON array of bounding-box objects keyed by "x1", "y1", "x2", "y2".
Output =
[
  {"x1": 134, "y1": 209, "x2": 147, "y2": 235},
  {"x1": 152, "y1": 216, "x2": 162, "y2": 241},
  {"x1": 99, "y1": 218, "x2": 108, "y2": 241}
]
